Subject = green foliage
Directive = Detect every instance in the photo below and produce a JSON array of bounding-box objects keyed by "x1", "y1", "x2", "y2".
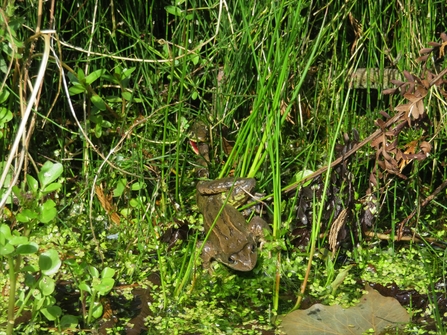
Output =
[
  {"x1": 1, "y1": 0, "x2": 446, "y2": 333},
  {"x1": 0, "y1": 162, "x2": 69, "y2": 335}
]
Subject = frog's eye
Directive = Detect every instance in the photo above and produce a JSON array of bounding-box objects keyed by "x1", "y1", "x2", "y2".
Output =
[
  {"x1": 228, "y1": 255, "x2": 236, "y2": 264},
  {"x1": 249, "y1": 244, "x2": 256, "y2": 253}
]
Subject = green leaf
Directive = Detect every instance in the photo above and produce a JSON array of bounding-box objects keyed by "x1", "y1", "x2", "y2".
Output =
[
  {"x1": 94, "y1": 122, "x2": 102, "y2": 138},
  {"x1": 131, "y1": 182, "x2": 145, "y2": 191},
  {"x1": 113, "y1": 179, "x2": 126, "y2": 197},
  {"x1": 0, "y1": 244, "x2": 14, "y2": 255},
  {"x1": 41, "y1": 182, "x2": 62, "y2": 194},
  {"x1": 8, "y1": 235, "x2": 28, "y2": 245},
  {"x1": 101, "y1": 73, "x2": 119, "y2": 84},
  {"x1": 0, "y1": 89, "x2": 10, "y2": 103},
  {"x1": 121, "y1": 91, "x2": 134, "y2": 101},
  {"x1": 77, "y1": 68, "x2": 85, "y2": 82},
  {"x1": 39, "y1": 199, "x2": 57, "y2": 223},
  {"x1": 191, "y1": 90, "x2": 198, "y2": 100},
  {"x1": 101, "y1": 267, "x2": 116, "y2": 279},
  {"x1": 129, "y1": 198, "x2": 138, "y2": 207},
  {"x1": 39, "y1": 276, "x2": 56, "y2": 296},
  {"x1": 122, "y1": 67, "x2": 136, "y2": 79},
  {"x1": 0, "y1": 54, "x2": 7, "y2": 74},
  {"x1": 68, "y1": 83, "x2": 86, "y2": 95},
  {"x1": 165, "y1": 5, "x2": 183, "y2": 16},
  {"x1": 39, "y1": 249, "x2": 61, "y2": 276},
  {"x1": 85, "y1": 69, "x2": 105, "y2": 85},
  {"x1": 16, "y1": 242, "x2": 39, "y2": 255},
  {"x1": 105, "y1": 95, "x2": 122, "y2": 103},
  {"x1": 41, "y1": 305, "x2": 62, "y2": 321},
  {"x1": 90, "y1": 95, "x2": 107, "y2": 111},
  {"x1": 101, "y1": 119, "x2": 112, "y2": 128},
  {"x1": 293, "y1": 169, "x2": 314, "y2": 188},
  {"x1": 0, "y1": 224, "x2": 12, "y2": 240},
  {"x1": 94, "y1": 277, "x2": 115, "y2": 296},
  {"x1": 61, "y1": 315, "x2": 78, "y2": 329},
  {"x1": 78, "y1": 281, "x2": 91, "y2": 293},
  {"x1": 33, "y1": 289, "x2": 43, "y2": 301},
  {"x1": 22, "y1": 264, "x2": 39, "y2": 272},
  {"x1": 88, "y1": 266, "x2": 100, "y2": 278},
  {"x1": 26, "y1": 175, "x2": 39, "y2": 195},
  {"x1": 25, "y1": 273, "x2": 37, "y2": 286},
  {"x1": 0, "y1": 107, "x2": 13, "y2": 126},
  {"x1": 38, "y1": 161, "x2": 63, "y2": 188},
  {"x1": 17, "y1": 209, "x2": 38, "y2": 223},
  {"x1": 91, "y1": 303, "x2": 103, "y2": 319},
  {"x1": 66, "y1": 72, "x2": 79, "y2": 84},
  {"x1": 12, "y1": 185, "x2": 22, "y2": 201}
]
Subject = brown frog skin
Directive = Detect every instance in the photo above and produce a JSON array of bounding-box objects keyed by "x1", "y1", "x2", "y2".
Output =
[{"x1": 196, "y1": 177, "x2": 268, "y2": 271}]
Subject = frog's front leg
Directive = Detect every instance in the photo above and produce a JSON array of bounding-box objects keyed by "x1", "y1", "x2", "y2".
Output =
[
  {"x1": 200, "y1": 240, "x2": 218, "y2": 271},
  {"x1": 248, "y1": 216, "x2": 270, "y2": 239}
]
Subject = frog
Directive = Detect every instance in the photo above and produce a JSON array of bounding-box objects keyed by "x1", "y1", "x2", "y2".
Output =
[{"x1": 196, "y1": 177, "x2": 268, "y2": 271}]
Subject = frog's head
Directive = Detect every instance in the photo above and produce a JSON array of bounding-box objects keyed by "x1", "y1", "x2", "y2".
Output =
[{"x1": 224, "y1": 243, "x2": 258, "y2": 271}]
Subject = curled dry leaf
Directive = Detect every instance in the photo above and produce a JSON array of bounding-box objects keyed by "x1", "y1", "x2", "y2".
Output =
[
  {"x1": 419, "y1": 47, "x2": 434, "y2": 55},
  {"x1": 420, "y1": 141, "x2": 432, "y2": 155},
  {"x1": 417, "y1": 54, "x2": 430, "y2": 63}
]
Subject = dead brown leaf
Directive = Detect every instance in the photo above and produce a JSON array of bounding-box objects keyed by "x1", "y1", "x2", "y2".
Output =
[{"x1": 279, "y1": 286, "x2": 410, "y2": 335}]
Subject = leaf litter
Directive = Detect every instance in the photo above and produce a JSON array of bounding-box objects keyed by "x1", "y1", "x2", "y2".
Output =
[{"x1": 279, "y1": 286, "x2": 410, "y2": 335}]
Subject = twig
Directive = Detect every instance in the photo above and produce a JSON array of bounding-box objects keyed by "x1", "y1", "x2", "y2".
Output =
[
  {"x1": 0, "y1": 32, "x2": 54, "y2": 209},
  {"x1": 284, "y1": 111, "x2": 406, "y2": 193}
]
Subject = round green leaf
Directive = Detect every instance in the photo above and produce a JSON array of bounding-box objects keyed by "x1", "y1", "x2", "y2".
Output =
[
  {"x1": 94, "y1": 277, "x2": 115, "y2": 296},
  {"x1": 38, "y1": 161, "x2": 63, "y2": 188},
  {"x1": 17, "y1": 209, "x2": 38, "y2": 223},
  {"x1": 101, "y1": 267, "x2": 116, "y2": 279},
  {"x1": 8, "y1": 235, "x2": 28, "y2": 245},
  {"x1": 16, "y1": 242, "x2": 39, "y2": 255},
  {"x1": 39, "y1": 276, "x2": 56, "y2": 296},
  {"x1": 131, "y1": 182, "x2": 145, "y2": 191},
  {"x1": 41, "y1": 305, "x2": 62, "y2": 321},
  {"x1": 0, "y1": 243, "x2": 14, "y2": 255},
  {"x1": 39, "y1": 249, "x2": 61, "y2": 276},
  {"x1": 61, "y1": 315, "x2": 79, "y2": 329},
  {"x1": 0, "y1": 224, "x2": 11, "y2": 242},
  {"x1": 91, "y1": 302, "x2": 103, "y2": 319},
  {"x1": 39, "y1": 199, "x2": 57, "y2": 223}
]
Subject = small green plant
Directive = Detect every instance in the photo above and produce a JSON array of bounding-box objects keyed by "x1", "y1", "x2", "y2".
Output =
[
  {"x1": 0, "y1": 161, "x2": 70, "y2": 334},
  {"x1": 65, "y1": 260, "x2": 116, "y2": 325}
]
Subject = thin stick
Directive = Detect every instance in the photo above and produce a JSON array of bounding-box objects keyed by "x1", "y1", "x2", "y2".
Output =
[
  {"x1": 0, "y1": 32, "x2": 54, "y2": 209},
  {"x1": 284, "y1": 111, "x2": 405, "y2": 193}
]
